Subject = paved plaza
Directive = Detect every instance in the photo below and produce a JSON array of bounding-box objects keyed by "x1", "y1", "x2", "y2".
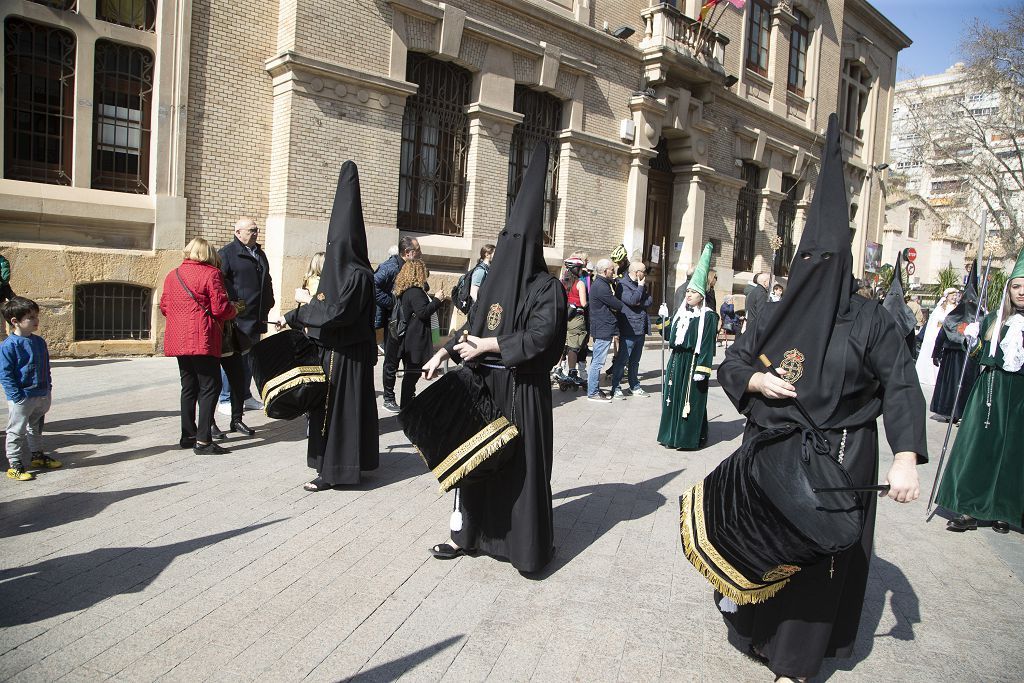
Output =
[{"x1": 1, "y1": 347, "x2": 1021, "y2": 682}]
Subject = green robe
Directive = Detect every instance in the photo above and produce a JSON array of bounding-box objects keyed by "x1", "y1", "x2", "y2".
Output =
[
  {"x1": 658, "y1": 309, "x2": 718, "y2": 450},
  {"x1": 936, "y1": 312, "x2": 1024, "y2": 526}
]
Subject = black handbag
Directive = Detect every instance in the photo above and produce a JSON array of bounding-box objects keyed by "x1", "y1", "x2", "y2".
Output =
[{"x1": 175, "y1": 269, "x2": 245, "y2": 355}]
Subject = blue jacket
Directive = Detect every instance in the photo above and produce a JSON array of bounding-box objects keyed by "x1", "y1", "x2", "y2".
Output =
[
  {"x1": 617, "y1": 275, "x2": 652, "y2": 336},
  {"x1": 219, "y1": 238, "x2": 274, "y2": 341},
  {"x1": 0, "y1": 334, "x2": 51, "y2": 402},
  {"x1": 373, "y1": 255, "x2": 402, "y2": 329},
  {"x1": 588, "y1": 275, "x2": 624, "y2": 340}
]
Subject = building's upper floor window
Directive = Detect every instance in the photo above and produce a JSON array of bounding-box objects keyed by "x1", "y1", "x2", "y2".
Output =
[
  {"x1": 746, "y1": 0, "x2": 773, "y2": 77},
  {"x1": 840, "y1": 60, "x2": 872, "y2": 139},
  {"x1": 908, "y1": 207, "x2": 921, "y2": 239},
  {"x1": 397, "y1": 53, "x2": 471, "y2": 236},
  {"x1": 787, "y1": 10, "x2": 810, "y2": 96},
  {"x1": 3, "y1": 18, "x2": 76, "y2": 186},
  {"x1": 508, "y1": 85, "x2": 563, "y2": 247},
  {"x1": 97, "y1": 0, "x2": 157, "y2": 32},
  {"x1": 92, "y1": 41, "x2": 154, "y2": 194}
]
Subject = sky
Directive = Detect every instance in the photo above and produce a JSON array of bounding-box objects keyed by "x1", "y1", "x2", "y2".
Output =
[{"x1": 869, "y1": 0, "x2": 1018, "y2": 80}]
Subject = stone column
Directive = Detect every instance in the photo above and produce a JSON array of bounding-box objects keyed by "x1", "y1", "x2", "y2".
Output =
[
  {"x1": 769, "y1": 1, "x2": 797, "y2": 117},
  {"x1": 462, "y1": 105, "x2": 521, "y2": 246}
]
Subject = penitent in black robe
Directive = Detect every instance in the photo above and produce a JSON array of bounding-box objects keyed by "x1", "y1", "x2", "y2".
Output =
[
  {"x1": 717, "y1": 297, "x2": 928, "y2": 679},
  {"x1": 447, "y1": 276, "x2": 567, "y2": 573},
  {"x1": 929, "y1": 326, "x2": 980, "y2": 420}
]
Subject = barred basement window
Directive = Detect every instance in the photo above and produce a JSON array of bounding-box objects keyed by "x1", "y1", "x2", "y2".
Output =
[
  {"x1": 74, "y1": 283, "x2": 152, "y2": 341},
  {"x1": 733, "y1": 163, "x2": 761, "y2": 273},
  {"x1": 92, "y1": 41, "x2": 153, "y2": 193},
  {"x1": 507, "y1": 85, "x2": 563, "y2": 247},
  {"x1": 397, "y1": 53, "x2": 470, "y2": 236},
  {"x1": 97, "y1": 0, "x2": 157, "y2": 32},
  {"x1": 3, "y1": 18, "x2": 76, "y2": 185},
  {"x1": 775, "y1": 176, "x2": 798, "y2": 277}
]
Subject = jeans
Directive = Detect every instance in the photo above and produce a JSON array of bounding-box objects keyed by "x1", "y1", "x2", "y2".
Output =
[
  {"x1": 5, "y1": 393, "x2": 50, "y2": 469},
  {"x1": 178, "y1": 355, "x2": 222, "y2": 443},
  {"x1": 381, "y1": 331, "x2": 402, "y2": 402},
  {"x1": 587, "y1": 338, "x2": 614, "y2": 397},
  {"x1": 218, "y1": 351, "x2": 253, "y2": 404},
  {"x1": 610, "y1": 333, "x2": 645, "y2": 391}
]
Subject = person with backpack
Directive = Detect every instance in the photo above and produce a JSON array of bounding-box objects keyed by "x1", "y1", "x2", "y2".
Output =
[
  {"x1": 451, "y1": 244, "x2": 495, "y2": 315},
  {"x1": 393, "y1": 260, "x2": 447, "y2": 408},
  {"x1": 380, "y1": 236, "x2": 421, "y2": 413}
]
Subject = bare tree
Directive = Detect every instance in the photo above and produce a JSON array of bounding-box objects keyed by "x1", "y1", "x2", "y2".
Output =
[{"x1": 892, "y1": 7, "x2": 1024, "y2": 256}]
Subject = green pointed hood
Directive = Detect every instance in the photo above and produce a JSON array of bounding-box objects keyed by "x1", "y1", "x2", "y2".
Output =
[
  {"x1": 688, "y1": 242, "x2": 714, "y2": 298},
  {"x1": 1011, "y1": 245, "x2": 1024, "y2": 280}
]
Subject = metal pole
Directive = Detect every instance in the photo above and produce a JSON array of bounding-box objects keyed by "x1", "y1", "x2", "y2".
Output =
[
  {"x1": 661, "y1": 236, "x2": 668, "y2": 398},
  {"x1": 925, "y1": 253, "x2": 995, "y2": 516}
]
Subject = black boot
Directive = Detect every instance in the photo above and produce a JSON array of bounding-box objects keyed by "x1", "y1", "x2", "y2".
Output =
[{"x1": 946, "y1": 514, "x2": 977, "y2": 532}]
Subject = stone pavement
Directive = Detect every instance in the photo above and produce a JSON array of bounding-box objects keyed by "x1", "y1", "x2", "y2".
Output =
[{"x1": 0, "y1": 348, "x2": 1021, "y2": 682}]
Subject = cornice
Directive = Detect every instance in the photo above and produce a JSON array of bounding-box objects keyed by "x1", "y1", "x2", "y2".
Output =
[{"x1": 265, "y1": 51, "x2": 418, "y2": 99}]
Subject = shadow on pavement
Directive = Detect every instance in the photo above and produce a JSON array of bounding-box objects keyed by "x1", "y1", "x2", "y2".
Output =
[
  {"x1": 536, "y1": 469, "x2": 684, "y2": 578},
  {"x1": 0, "y1": 483, "x2": 184, "y2": 540},
  {"x1": 704, "y1": 416, "x2": 746, "y2": 446},
  {"x1": 347, "y1": 635, "x2": 464, "y2": 682},
  {"x1": 816, "y1": 555, "x2": 920, "y2": 681},
  {"x1": 0, "y1": 520, "x2": 284, "y2": 628},
  {"x1": 45, "y1": 410, "x2": 180, "y2": 433},
  {"x1": 50, "y1": 359, "x2": 132, "y2": 369}
]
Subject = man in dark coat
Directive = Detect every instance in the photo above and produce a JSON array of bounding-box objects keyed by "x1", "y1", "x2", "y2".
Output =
[
  {"x1": 586, "y1": 259, "x2": 624, "y2": 401},
  {"x1": 610, "y1": 261, "x2": 653, "y2": 398},
  {"x1": 742, "y1": 272, "x2": 769, "y2": 333},
  {"x1": 715, "y1": 115, "x2": 926, "y2": 680},
  {"x1": 423, "y1": 144, "x2": 567, "y2": 574},
  {"x1": 218, "y1": 218, "x2": 275, "y2": 411},
  {"x1": 281, "y1": 162, "x2": 379, "y2": 490},
  {"x1": 379, "y1": 236, "x2": 421, "y2": 413}
]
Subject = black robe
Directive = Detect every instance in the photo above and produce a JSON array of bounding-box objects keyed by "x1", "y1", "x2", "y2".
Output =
[
  {"x1": 929, "y1": 327, "x2": 980, "y2": 420},
  {"x1": 446, "y1": 275, "x2": 566, "y2": 573},
  {"x1": 717, "y1": 297, "x2": 927, "y2": 678}
]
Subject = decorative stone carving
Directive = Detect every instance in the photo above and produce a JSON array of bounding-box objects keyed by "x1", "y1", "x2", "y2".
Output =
[
  {"x1": 379, "y1": 94, "x2": 391, "y2": 109},
  {"x1": 334, "y1": 84, "x2": 348, "y2": 98},
  {"x1": 357, "y1": 89, "x2": 369, "y2": 103},
  {"x1": 309, "y1": 77, "x2": 324, "y2": 92}
]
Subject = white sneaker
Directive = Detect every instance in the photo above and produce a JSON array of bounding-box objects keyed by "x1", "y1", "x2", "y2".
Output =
[
  {"x1": 611, "y1": 388, "x2": 628, "y2": 400},
  {"x1": 217, "y1": 402, "x2": 231, "y2": 416},
  {"x1": 243, "y1": 397, "x2": 263, "y2": 411},
  {"x1": 630, "y1": 387, "x2": 650, "y2": 397}
]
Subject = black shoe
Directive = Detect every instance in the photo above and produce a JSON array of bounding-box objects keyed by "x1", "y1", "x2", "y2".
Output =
[
  {"x1": 993, "y1": 521, "x2": 1010, "y2": 534},
  {"x1": 193, "y1": 442, "x2": 230, "y2": 455},
  {"x1": 382, "y1": 398, "x2": 400, "y2": 413},
  {"x1": 210, "y1": 423, "x2": 227, "y2": 440},
  {"x1": 179, "y1": 437, "x2": 196, "y2": 449},
  {"x1": 946, "y1": 514, "x2": 977, "y2": 532},
  {"x1": 230, "y1": 420, "x2": 255, "y2": 436}
]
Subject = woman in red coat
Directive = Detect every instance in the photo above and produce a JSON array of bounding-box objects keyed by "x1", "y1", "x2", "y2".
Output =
[{"x1": 160, "y1": 238, "x2": 238, "y2": 454}]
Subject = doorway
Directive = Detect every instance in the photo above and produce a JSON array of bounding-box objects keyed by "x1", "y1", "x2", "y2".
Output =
[{"x1": 644, "y1": 138, "x2": 674, "y2": 312}]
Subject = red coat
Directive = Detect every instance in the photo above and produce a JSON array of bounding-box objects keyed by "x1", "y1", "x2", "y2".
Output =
[{"x1": 160, "y1": 260, "x2": 237, "y2": 357}]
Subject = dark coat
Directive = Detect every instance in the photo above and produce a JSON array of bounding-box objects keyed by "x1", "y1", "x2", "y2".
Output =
[
  {"x1": 744, "y1": 283, "x2": 769, "y2": 330},
  {"x1": 398, "y1": 286, "x2": 443, "y2": 365},
  {"x1": 588, "y1": 275, "x2": 623, "y2": 340},
  {"x1": 616, "y1": 275, "x2": 652, "y2": 336},
  {"x1": 720, "y1": 302, "x2": 740, "y2": 334},
  {"x1": 219, "y1": 238, "x2": 274, "y2": 342},
  {"x1": 372, "y1": 254, "x2": 402, "y2": 329}
]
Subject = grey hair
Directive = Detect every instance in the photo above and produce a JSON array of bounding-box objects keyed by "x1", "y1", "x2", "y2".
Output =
[
  {"x1": 595, "y1": 258, "x2": 614, "y2": 273},
  {"x1": 387, "y1": 244, "x2": 399, "y2": 257}
]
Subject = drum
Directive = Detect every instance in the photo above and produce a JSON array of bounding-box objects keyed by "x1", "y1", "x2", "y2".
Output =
[
  {"x1": 399, "y1": 365, "x2": 519, "y2": 493},
  {"x1": 250, "y1": 330, "x2": 327, "y2": 420}
]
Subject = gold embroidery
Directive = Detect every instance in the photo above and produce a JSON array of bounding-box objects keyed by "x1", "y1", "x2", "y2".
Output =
[
  {"x1": 260, "y1": 365, "x2": 327, "y2": 409},
  {"x1": 763, "y1": 564, "x2": 801, "y2": 582},
  {"x1": 438, "y1": 423, "x2": 519, "y2": 492},
  {"x1": 779, "y1": 348, "x2": 805, "y2": 383},
  {"x1": 430, "y1": 416, "x2": 519, "y2": 492},
  {"x1": 486, "y1": 303, "x2": 503, "y2": 331},
  {"x1": 316, "y1": 292, "x2": 326, "y2": 301}
]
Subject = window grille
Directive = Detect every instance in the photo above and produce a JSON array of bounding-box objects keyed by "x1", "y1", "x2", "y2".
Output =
[
  {"x1": 507, "y1": 85, "x2": 563, "y2": 247},
  {"x1": 3, "y1": 19, "x2": 76, "y2": 185},
  {"x1": 746, "y1": 0, "x2": 772, "y2": 76},
  {"x1": 74, "y1": 282, "x2": 152, "y2": 341},
  {"x1": 92, "y1": 41, "x2": 153, "y2": 193},
  {"x1": 787, "y1": 10, "x2": 809, "y2": 96},
  {"x1": 397, "y1": 53, "x2": 470, "y2": 236},
  {"x1": 733, "y1": 163, "x2": 760, "y2": 272},
  {"x1": 28, "y1": 0, "x2": 77, "y2": 9},
  {"x1": 775, "y1": 176, "x2": 797, "y2": 276},
  {"x1": 97, "y1": 0, "x2": 157, "y2": 32}
]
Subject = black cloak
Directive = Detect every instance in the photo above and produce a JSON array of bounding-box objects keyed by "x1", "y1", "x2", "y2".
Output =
[
  {"x1": 285, "y1": 162, "x2": 379, "y2": 484},
  {"x1": 931, "y1": 260, "x2": 983, "y2": 419},
  {"x1": 443, "y1": 143, "x2": 567, "y2": 572},
  {"x1": 942, "y1": 260, "x2": 982, "y2": 344},
  {"x1": 882, "y1": 251, "x2": 918, "y2": 351}
]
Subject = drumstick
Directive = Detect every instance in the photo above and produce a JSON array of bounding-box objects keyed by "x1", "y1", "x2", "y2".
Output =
[{"x1": 813, "y1": 484, "x2": 891, "y2": 493}]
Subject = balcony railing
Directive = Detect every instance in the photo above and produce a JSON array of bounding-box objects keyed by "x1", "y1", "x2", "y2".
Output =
[{"x1": 639, "y1": 3, "x2": 727, "y2": 76}]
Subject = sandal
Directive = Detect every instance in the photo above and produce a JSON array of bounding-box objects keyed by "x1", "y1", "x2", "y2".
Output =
[
  {"x1": 430, "y1": 543, "x2": 466, "y2": 560},
  {"x1": 303, "y1": 478, "x2": 333, "y2": 492}
]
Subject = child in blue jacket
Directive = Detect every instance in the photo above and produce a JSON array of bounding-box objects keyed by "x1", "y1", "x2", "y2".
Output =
[{"x1": 2, "y1": 297, "x2": 60, "y2": 481}]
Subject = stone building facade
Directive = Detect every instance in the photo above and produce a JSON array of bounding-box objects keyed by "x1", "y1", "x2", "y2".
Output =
[{"x1": 1, "y1": 0, "x2": 909, "y2": 356}]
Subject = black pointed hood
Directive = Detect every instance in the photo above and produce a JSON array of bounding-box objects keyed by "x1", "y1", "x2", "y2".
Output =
[
  {"x1": 299, "y1": 161, "x2": 373, "y2": 328},
  {"x1": 469, "y1": 143, "x2": 549, "y2": 340},
  {"x1": 883, "y1": 251, "x2": 917, "y2": 339},
  {"x1": 752, "y1": 114, "x2": 853, "y2": 425},
  {"x1": 942, "y1": 260, "x2": 981, "y2": 344}
]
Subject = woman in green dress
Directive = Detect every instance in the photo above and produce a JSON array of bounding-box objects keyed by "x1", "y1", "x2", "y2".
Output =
[
  {"x1": 936, "y1": 247, "x2": 1024, "y2": 534},
  {"x1": 658, "y1": 243, "x2": 719, "y2": 450}
]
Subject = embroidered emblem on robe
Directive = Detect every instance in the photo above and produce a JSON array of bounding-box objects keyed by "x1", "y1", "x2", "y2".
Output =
[
  {"x1": 486, "y1": 303, "x2": 503, "y2": 331},
  {"x1": 316, "y1": 292, "x2": 326, "y2": 301},
  {"x1": 780, "y1": 349, "x2": 805, "y2": 383},
  {"x1": 762, "y1": 564, "x2": 802, "y2": 582}
]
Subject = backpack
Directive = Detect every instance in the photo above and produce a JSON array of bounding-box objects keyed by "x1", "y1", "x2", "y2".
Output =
[
  {"x1": 451, "y1": 264, "x2": 480, "y2": 314},
  {"x1": 387, "y1": 293, "x2": 410, "y2": 341}
]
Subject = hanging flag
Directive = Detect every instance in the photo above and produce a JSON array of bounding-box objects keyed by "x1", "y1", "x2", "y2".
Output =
[
  {"x1": 724, "y1": 0, "x2": 747, "y2": 8},
  {"x1": 699, "y1": 0, "x2": 722, "y2": 22}
]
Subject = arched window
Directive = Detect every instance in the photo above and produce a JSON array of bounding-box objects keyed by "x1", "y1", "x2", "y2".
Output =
[
  {"x1": 92, "y1": 41, "x2": 154, "y2": 193},
  {"x1": 733, "y1": 163, "x2": 761, "y2": 272},
  {"x1": 507, "y1": 85, "x2": 563, "y2": 247},
  {"x1": 397, "y1": 54, "x2": 471, "y2": 236},
  {"x1": 3, "y1": 18, "x2": 76, "y2": 185},
  {"x1": 840, "y1": 60, "x2": 872, "y2": 139},
  {"x1": 74, "y1": 283, "x2": 152, "y2": 340}
]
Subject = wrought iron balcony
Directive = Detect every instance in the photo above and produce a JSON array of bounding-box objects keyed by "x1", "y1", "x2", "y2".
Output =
[{"x1": 639, "y1": 3, "x2": 728, "y2": 84}]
